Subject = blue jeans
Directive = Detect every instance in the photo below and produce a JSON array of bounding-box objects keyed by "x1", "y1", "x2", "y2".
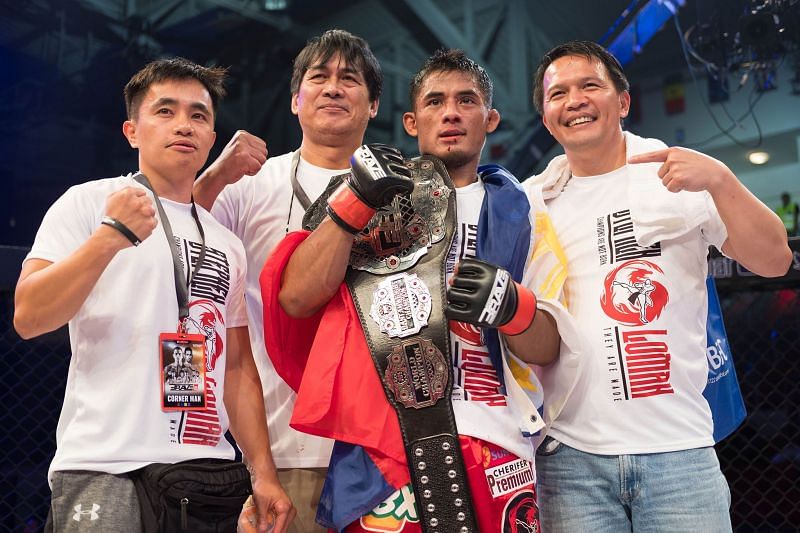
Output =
[{"x1": 536, "y1": 437, "x2": 732, "y2": 533}]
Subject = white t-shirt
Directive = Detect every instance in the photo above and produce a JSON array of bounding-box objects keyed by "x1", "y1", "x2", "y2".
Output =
[
  {"x1": 448, "y1": 180, "x2": 537, "y2": 463},
  {"x1": 212, "y1": 151, "x2": 338, "y2": 468},
  {"x1": 25, "y1": 174, "x2": 248, "y2": 484},
  {"x1": 545, "y1": 166, "x2": 728, "y2": 454}
]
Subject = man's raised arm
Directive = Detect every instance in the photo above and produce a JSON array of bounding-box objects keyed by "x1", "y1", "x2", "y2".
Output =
[
  {"x1": 193, "y1": 130, "x2": 267, "y2": 210},
  {"x1": 14, "y1": 187, "x2": 156, "y2": 339},
  {"x1": 628, "y1": 147, "x2": 792, "y2": 277},
  {"x1": 279, "y1": 144, "x2": 413, "y2": 317}
]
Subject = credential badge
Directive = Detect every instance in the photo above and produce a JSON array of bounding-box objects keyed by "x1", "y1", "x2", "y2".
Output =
[{"x1": 370, "y1": 273, "x2": 432, "y2": 338}]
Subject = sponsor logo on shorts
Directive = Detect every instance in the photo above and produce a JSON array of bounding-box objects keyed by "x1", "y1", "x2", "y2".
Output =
[
  {"x1": 486, "y1": 458, "x2": 535, "y2": 498},
  {"x1": 482, "y1": 444, "x2": 512, "y2": 468},
  {"x1": 73, "y1": 503, "x2": 100, "y2": 521},
  {"x1": 501, "y1": 490, "x2": 540, "y2": 533},
  {"x1": 359, "y1": 485, "x2": 419, "y2": 532}
]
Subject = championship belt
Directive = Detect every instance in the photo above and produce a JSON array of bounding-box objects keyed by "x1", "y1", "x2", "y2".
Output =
[{"x1": 303, "y1": 156, "x2": 478, "y2": 532}]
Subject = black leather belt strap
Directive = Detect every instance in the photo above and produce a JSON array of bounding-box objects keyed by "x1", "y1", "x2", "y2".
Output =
[
  {"x1": 344, "y1": 157, "x2": 477, "y2": 533},
  {"x1": 302, "y1": 157, "x2": 478, "y2": 532}
]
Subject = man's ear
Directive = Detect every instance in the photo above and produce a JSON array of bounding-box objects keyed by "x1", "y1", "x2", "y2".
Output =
[
  {"x1": 290, "y1": 93, "x2": 299, "y2": 116},
  {"x1": 486, "y1": 108, "x2": 500, "y2": 134},
  {"x1": 619, "y1": 90, "x2": 631, "y2": 119},
  {"x1": 122, "y1": 120, "x2": 137, "y2": 148},
  {"x1": 369, "y1": 99, "x2": 379, "y2": 119},
  {"x1": 402, "y1": 112, "x2": 418, "y2": 137}
]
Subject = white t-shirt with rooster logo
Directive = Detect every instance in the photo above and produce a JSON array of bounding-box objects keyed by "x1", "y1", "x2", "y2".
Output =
[{"x1": 545, "y1": 166, "x2": 728, "y2": 454}]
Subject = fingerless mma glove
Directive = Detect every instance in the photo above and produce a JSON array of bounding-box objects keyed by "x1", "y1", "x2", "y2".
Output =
[
  {"x1": 445, "y1": 257, "x2": 537, "y2": 336},
  {"x1": 326, "y1": 144, "x2": 414, "y2": 234}
]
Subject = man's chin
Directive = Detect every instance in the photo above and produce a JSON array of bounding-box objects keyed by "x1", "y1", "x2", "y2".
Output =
[
  {"x1": 558, "y1": 129, "x2": 608, "y2": 150},
  {"x1": 317, "y1": 118, "x2": 365, "y2": 137},
  {"x1": 153, "y1": 158, "x2": 205, "y2": 180},
  {"x1": 428, "y1": 149, "x2": 472, "y2": 170}
]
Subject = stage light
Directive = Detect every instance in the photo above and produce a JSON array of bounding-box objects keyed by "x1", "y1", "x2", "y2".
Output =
[{"x1": 748, "y1": 151, "x2": 770, "y2": 164}]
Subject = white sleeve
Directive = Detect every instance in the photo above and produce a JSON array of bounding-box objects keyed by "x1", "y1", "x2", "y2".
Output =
[
  {"x1": 211, "y1": 183, "x2": 243, "y2": 236},
  {"x1": 700, "y1": 192, "x2": 729, "y2": 251},
  {"x1": 25, "y1": 184, "x2": 101, "y2": 265},
  {"x1": 225, "y1": 237, "x2": 249, "y2": 329}
]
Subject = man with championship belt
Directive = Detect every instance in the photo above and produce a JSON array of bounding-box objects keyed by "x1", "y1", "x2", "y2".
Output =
[
  {"x1": 194, "y1": 30, "x2": 383, "y2": 532},
  {"x1": 260, "y1": 50, "x2": 562, "y2": 532}
]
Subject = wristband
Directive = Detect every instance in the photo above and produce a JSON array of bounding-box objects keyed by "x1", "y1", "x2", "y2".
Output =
[
  {"x1": 499, "y1": 283, "x2": 537, "y2": 336},
  {"x1": 101, "y1": 215, "x2": 142, "y2": 246},
  {"x1": 326, "y1": 182, "x2": 376, "y2": 234}
]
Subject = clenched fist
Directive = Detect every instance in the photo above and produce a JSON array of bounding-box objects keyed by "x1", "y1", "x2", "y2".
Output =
[
  {"x1": 99, "y1": 187, "x2": 157, "y2": 249},
  {"x1": 327, "y1": 144, "x2": 413, "y2": 233},
  {"x1": 446, "y1": 258, "x2": 537, "y2": 336},
  {"x1": 206, "y1": 130, "x2": 268, "y2": 186}
]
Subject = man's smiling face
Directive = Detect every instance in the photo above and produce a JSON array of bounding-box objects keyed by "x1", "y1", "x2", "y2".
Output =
[
  {"x1": 541, "y1": 54, "x2": 630, "y2": 155},
  {"x1": 291, "y1": 52, "x2": 377, "y2": 141}
]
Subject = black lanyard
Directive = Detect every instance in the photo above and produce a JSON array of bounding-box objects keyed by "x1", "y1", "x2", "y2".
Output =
[
  {"x1": 133, "y1": 172, "x2": 207, "y2": 329},
  {"x1": 290, "y1": 150, "x2": 312, "y2": 210},
  {"x1": 285, "y1": 150, "x2": 313, "y2": 234}
]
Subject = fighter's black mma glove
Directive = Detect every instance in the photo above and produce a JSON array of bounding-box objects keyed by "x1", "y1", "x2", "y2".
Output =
[
  {"x1": 445, "y1": 258, "x2": 538, "y2": 336},
  {"x1": 327, "y1": 144, "x2": 414, "y2": 234}
]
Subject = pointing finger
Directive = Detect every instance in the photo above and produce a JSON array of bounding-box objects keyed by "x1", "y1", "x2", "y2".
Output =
[{"x1": 627, "y1": 149, "x2": 670, "y2": 165}]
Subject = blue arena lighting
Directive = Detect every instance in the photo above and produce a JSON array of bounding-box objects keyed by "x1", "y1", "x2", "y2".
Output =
[{"x1": 605, "y1": 0, "x2": 686, "y2": 67}]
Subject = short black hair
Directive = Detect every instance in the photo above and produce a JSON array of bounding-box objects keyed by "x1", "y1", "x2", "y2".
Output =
[
  {"x1": 533, "y1": 40, "x2": 629, "y2": 115},
  {"x1": 409, "y1": 49, "x2": 493, "y2": 109},
  {"x1": 290, "y1": 29, "x2": 382, "y2": 102},
  {"x1": 124, "y1": 57, "x2": 227, "y2": 119}
]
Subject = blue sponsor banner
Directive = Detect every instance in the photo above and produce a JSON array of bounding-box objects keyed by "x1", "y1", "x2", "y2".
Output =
[{"x1": 704, "y1": 276, "x2": 746, "y2": 442}]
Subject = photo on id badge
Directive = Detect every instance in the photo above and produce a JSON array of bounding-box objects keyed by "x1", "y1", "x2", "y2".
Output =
[{"x1": 160, "y1": 333, "x2": 207, "y2": 411}]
